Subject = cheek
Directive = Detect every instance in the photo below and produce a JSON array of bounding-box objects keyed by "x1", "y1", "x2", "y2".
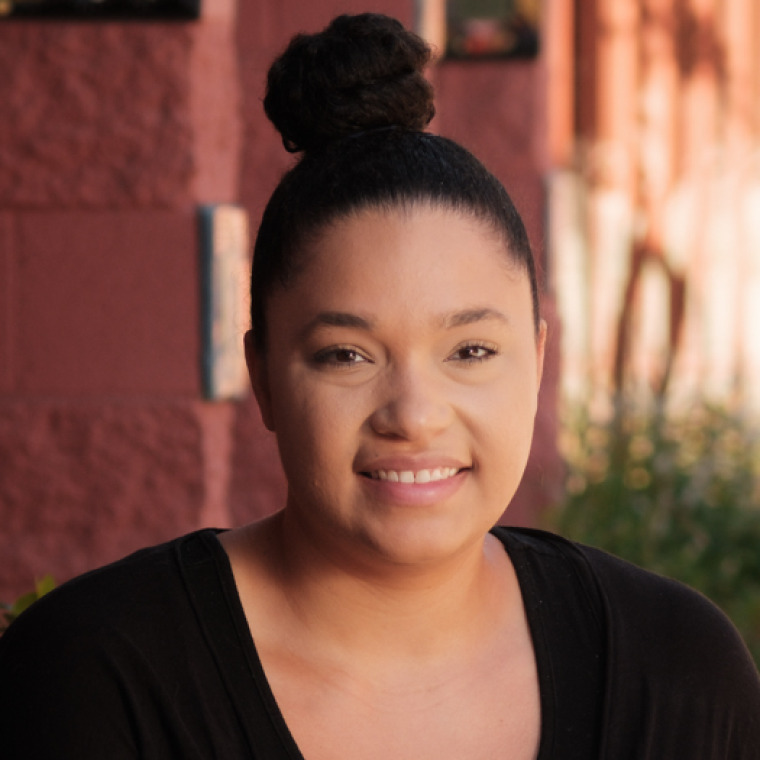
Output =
[
  {"x1": 270, "y1": 378, "x2": 360, "y2": 479},
  {"x1": 468, "y1": 375, "x2": 538, "y2": 466}
]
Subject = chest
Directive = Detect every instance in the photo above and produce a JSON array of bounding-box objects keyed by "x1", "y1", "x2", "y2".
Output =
[{"x1": 263, "y1": 643, "x2": 542, "y2": 760}]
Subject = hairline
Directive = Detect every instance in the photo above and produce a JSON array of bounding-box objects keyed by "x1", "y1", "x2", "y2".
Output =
[{"x1": 253, "y1": 197, "x2": 540, "y2": 356}]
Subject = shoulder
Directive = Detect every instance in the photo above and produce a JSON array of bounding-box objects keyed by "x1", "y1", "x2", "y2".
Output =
[
  {"x1": 495, "y1": 527, "x2": 760, "y2": 754},
  {"x1": 0, "y1": 532, "x2": 206, "y2": 672},
  {"x1": 494, "y1": 527, "x2": 760, "y2": 754},
  {"x1": 580, "y1": 541, "x2": 760, "y2": 754},
  {"x1": 494, "y1": 525, "x2": 752, "y2": 666},
  {"x1": 576, "y1": 540, "x2": 754, "y2": 675},
  {"x1": 2, "y1": 530, "x2": 217, "y2": 643},
  {"x1": 0, "y1": 530, "x2": 225, "y2": 755},
  {"x1": 0, "y1": 529, "x2": 232, "y2": 673}
]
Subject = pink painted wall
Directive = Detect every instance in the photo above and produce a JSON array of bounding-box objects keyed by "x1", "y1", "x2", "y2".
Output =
[{"x1": 0, "y1": 1, "x2": 558, "y2": 601}]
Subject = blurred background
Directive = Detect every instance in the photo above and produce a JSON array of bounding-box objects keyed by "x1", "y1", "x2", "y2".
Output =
[{"x1": 1, "y1": 0, "x2": 758, "y2": 660}]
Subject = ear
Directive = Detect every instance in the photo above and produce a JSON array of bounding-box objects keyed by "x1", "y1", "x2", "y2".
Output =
[
  {"x1": 535, "y1": 319, "x2": 548, "y2": 391},
  {"x1": 244, "y1": 331, "x2": 275, "y2": 431}
]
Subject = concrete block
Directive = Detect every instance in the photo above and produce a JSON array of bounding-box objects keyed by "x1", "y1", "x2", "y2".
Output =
[
  {"x1": 17, "y1": 211, "x2": 200, "y2": 395},
  {"x1": 0, "y1": 401, "x2": 205, "y2": 600}
]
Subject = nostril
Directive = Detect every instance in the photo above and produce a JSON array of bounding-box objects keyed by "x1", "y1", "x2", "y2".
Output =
[{"x1": 368, "y1": 392, "x2": 454, "y2": 442}]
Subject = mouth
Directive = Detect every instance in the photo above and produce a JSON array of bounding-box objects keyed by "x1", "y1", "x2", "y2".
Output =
[{"x1": 362, "y1": 467, "x2": 463, "y2": 484}]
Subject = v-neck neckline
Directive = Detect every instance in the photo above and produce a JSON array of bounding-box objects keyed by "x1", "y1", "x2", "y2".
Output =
[{"x1": 185, "y1": 528, "x2": 555, "y2": 760}]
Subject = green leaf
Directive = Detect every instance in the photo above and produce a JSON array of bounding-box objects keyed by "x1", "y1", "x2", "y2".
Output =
[
  {"x1": 548, "y1": 399, "x2": 760, "y2": 668},
  {"x1": 0, "y1": 575, "x2": 57, "y2": 634},
  {"x1": 35, "y1": 574, "x2": 56, "y2": 598},
  {"x1": 10, "y1": 590, "x2": 39, "y2": 617}
]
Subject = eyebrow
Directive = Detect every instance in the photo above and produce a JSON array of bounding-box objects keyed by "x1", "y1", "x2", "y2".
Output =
[
  {"x1": 442, "y1": 308, "x2": 510, "y2": 329},
  {"x1": 299, "y1": 307, "x2": 509, "y2": 338},
  {"x1": 300, "y1": 311, "x2": 374, "y2": 338}
]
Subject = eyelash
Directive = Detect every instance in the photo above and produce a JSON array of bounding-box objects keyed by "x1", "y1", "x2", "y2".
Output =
[
  {"x1": 312, "y1": 341, "x2": 498, "y2": 367},
  {"x1": 312, "y1": 345, "x2": 369, "y2": 367},
  {"x1": 448, "y1": 342, "x2": 499, "y2": 364}
]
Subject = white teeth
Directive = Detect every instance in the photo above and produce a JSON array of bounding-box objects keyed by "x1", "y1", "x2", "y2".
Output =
[{"x1": 373, "y1": 467, "x2": 459, "y2": 483}]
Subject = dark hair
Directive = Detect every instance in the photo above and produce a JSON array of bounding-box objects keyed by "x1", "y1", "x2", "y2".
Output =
[{"x1": 251, "y1": 13, "x2": 539, "y2": 352}]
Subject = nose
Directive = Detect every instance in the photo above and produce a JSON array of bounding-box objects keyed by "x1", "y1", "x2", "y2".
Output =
[{"x1": 368, "y1": 361, "x2": 454, "y2": 442}]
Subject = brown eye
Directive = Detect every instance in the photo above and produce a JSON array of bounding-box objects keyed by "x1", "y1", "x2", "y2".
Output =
[
  {"x1": 333, "y1": 348, "x2": 363, "y2": 364},
  {"x1": 448, "y1": 343, "x2": 498, "y2": 363},
  {"x1": 313, "y1": 346, "x2": 369, "y2": 367}
]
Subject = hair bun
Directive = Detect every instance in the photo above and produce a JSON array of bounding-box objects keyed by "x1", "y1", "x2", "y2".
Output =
[{"x1": 264, "y1": 13, "x2": 435, "y2": 153}]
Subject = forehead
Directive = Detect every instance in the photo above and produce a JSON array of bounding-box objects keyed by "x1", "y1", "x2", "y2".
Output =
[{"x1": 269, "y1": 204, "x2": 532, "y2": 332}]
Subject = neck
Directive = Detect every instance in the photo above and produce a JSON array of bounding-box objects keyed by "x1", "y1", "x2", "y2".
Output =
[{"x1": 251, "y1": 510, "x2": 516, "y2": 664}]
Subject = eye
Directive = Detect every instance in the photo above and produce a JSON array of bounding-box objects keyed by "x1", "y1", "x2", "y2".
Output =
[
  {"x1": 312, "y1": 346, "x2": 370, "y2": 367},
  {"x1": 448, "y1": 342, "x2": 498, "y2": 364}
]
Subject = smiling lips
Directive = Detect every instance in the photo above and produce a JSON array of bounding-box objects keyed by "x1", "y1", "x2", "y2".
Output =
[{"x1": 369, "y1": 467, "x2": 460, "y2": 484}]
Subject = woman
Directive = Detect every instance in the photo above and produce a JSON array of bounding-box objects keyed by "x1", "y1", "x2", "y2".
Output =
[{"x1": 1, "y1": 13, "x2": 758, "y2": 759}]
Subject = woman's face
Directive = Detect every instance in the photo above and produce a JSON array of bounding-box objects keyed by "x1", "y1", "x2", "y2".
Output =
[{"x1": 248, "y1": 204, "x2": 546, "y2": 570}]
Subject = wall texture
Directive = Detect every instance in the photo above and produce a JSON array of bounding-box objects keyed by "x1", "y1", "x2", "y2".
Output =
[
  {"x1": 0, "y1": 10, "x2": 252, "y2": 600},
  {"x1": 0, "y1": 0, "x2": 558, "y2": 601}
]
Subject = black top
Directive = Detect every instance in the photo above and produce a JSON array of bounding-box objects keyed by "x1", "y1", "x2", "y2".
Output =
[{"x1": 0, "y1": 527, "x2": 758, "y2": 759}]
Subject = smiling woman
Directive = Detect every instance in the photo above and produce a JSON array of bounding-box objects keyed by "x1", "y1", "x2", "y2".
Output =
[
  {"x1": 247, "y1": 205, "x2": 544, "y2": 574},
  {"x1": 0, "y1": 12, "x2": 759, "y2": 760}
]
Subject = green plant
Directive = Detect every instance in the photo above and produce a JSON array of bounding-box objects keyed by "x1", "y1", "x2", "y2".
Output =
[
  {"x1": 546, "y1": 400, "x2": 760, "y2": 667},
  {"x1": 0, "y1": 575, "x2": 56, "y2": 635}
]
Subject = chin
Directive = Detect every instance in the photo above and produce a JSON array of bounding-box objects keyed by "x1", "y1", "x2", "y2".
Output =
[{"x1": 358, "y1": 514, "x2": 490, "y2": 569}]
